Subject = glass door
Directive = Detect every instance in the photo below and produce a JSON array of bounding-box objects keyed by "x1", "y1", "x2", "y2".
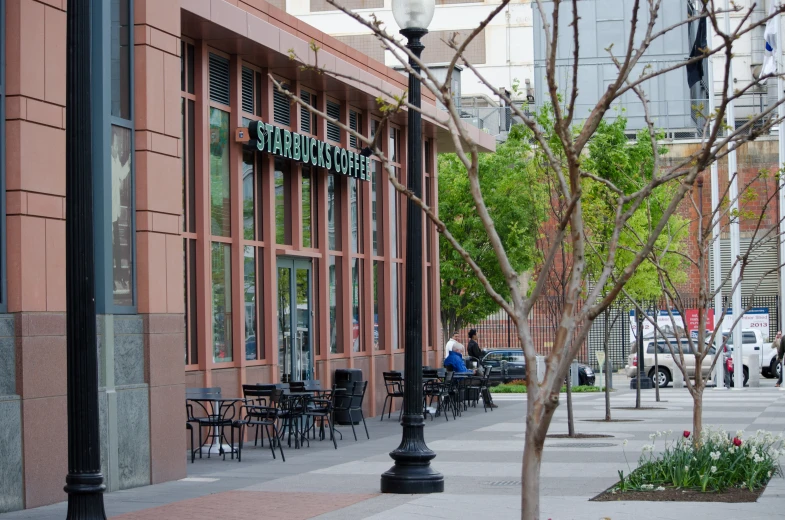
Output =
[{"x1": 277, "y1": 258, "x2": 313, "y2": 382}]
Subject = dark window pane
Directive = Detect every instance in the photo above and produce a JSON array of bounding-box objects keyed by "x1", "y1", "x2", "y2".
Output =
[
  {"x1": 210, "y1": 108, "x2": 231, "y2": 236},
  {"x1": 302, "y1": 166, "x2": 314, "y2": 248},
  {"x1": 350, "y1": 178, "x2": 361, "y2": 254},
  {"x1": 242, "y1": 147, "x2": 255, "y2": 240},
  {"x1": 212, "y1": 242, "x2": 233, "y2": 363},
  {"x1": 187, "y1": 100, "x2": 196, "y2": 232},
  {"x1": 329, "y1": 256, "x2": 339, "y2": 354},
  {"x1": 275, "y1": 158, "x2": 291, "y2": 244},
  {"x1": 371, "y1": 161, "x2": 378, "y2": 256},
  {"x1": 373, "y1": 260, "x2": 381, "y2": 350},
  {"x1": 391, "y1": 263, "x2": 400, "y2": 350},
  {"x1": 111, "y1": 125, "x2": 133, "y2": 306},
  {"x1": 352, "y1": 258, "x2": 362, "y2": 352},
  {"x1": 111, "y1": 0, "x2": 131, "y2": 119},
  {"x1": 184, "y1": 239, "x2": 198, "y2": 365},
  {"x1": 389, "y1": 169, "x2": 399, "y2": 258},
  {"x1": 328, "y1": 174, "x2": 340, "y2": 250},
  {"x1": 244, "y1": 246, "x2": 257, "y2": 360}
]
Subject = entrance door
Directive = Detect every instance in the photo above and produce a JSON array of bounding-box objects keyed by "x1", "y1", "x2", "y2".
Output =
[{"x1": 277, "y1": 258, "x2": 313, "y2": 382}]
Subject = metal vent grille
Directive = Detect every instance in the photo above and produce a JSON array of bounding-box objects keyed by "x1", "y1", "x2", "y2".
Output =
[
  {"x1": 709, "y1": 233, "x2": 780, "y2": 296},
  {"x1": 209, "y1": 53, "x2": 230, "y2": 106},
  {"x1": 241, "y1": 67, "x2": 254, "y2": 114},
  {"x1": 327, "y1": 100, "x2": 341, "y2": 142},
  {"x1": 300, "y1": 91, "x2": 313, "y2": 134},
  {"x1": 273, "y1": 83, "x2": 291, "y2": 126},
  {"x1": 349, "y1": 110, "x2": 359, "y2": 149}
]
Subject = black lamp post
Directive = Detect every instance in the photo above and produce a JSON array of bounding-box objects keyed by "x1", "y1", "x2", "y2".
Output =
[
  {"x1": 64, "y1": 0, "x2": 107, "y2": 518},
  {"x1": 380, "y1": 0, "x2": 444, "y2": 494}
]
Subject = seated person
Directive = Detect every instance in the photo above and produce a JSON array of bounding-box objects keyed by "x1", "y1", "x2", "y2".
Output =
[
  {"x1": 444, "y1": 345, "x2": 472, "y2": 373},
  {"x1": 444, "y1": 345, "x2": 498, "y2": 408}
]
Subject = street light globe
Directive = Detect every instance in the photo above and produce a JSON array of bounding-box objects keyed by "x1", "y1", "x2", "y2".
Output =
[{"x1": 392, "y1": 0, "x2": 435, "y2": 31}]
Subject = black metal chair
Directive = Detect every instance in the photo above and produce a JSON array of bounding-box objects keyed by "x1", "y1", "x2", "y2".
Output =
[
  {"x1": 380, "y1": 372, "x2": 404, "y2": 421},
  {"x1": 304, "y1": 388, "x2": 340, "y2": 449},
  {"x1": 479, "y1": 365, "x2": 494, "y2": 412},
  {"x1": 242, "y1": 385, "x2": 277, "y2": 447},
  {"x1": 333, "y1": 381, "x2": 369, "y2": 441},
  {"x1": 234, "y1": 390, "x2": 286, "y2": 462},
  {"x1": 424, "y1": 371, "x2": 454, "y2": 421}
]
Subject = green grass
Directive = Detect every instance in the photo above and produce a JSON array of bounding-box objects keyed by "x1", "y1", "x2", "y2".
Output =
[{"x1": 489, "y1": 384, "x2": 603, "y2": 394}]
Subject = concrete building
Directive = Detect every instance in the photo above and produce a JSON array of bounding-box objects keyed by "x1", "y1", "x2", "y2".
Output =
[{"x1": 0, "y1": 0, "x2": 493, "y2": 513}]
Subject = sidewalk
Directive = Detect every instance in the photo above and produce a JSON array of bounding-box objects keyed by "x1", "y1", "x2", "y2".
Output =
[{"x1": 3, "y1": 383, "x2": 785, "y2": 520}]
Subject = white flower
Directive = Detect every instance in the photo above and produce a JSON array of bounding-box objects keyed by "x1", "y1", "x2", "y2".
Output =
[
  {"x1": 623, "y1": 439, "x2": 628, "y2": 446},
  {"x1": 768, "y1": 471, "x2": 773, "y2": 478},
  {"x1": 736, "y1": 430, "x2": 745, "y2": 438},
  {"x1": 649, "y1": 433, "x2": 656, "y2": 440},
  {"x1": 656, "y1": 486, "x2": 665, "y2": 491},
  {"x1": 754, "y1": 454, "x2": 764, "y2": 463},
  {"x1": 710, "y1": 451, "x2": 721, "y2": 461},
  {"x1": 641, "y1": 484, "x2": 654, "y2": 490},
  {"x1": 684, "y1": 465, "x2": 690, "y2": 472},
  {"x1": 711, "y1": 466, "x2": 717, "y2": 474},
  {"x1": 642, "y1": 444, "x2": 654, "y2": 453}
]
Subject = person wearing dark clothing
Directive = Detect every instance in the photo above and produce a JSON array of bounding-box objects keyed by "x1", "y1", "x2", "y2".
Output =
[
  {"x1": 774, "y1": 331, "x2": 784, "y2": 387},
  {"x1": 466, "y1": 329, "x2": 497, "y2": 409},
  {"x1": 467, "y1": 328, "x2": 485, "y2": 361}
]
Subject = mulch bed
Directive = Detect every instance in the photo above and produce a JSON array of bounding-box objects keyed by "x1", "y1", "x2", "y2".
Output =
[
  {"x1": 546, "y1": 433, "x2": 614, "y2": 439},
  {"x1": 613, "y1": 407, "x2": 667, "y2": 411},
  {"x1": 581, "y1": 419, "x2": 643, "y2": 422},
  {"x1": 591, "y1": 485, "x2": 765, "y2": 503}
]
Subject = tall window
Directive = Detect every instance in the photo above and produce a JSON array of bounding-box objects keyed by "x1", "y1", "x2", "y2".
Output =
[
  {"x1": 327, "y1": 174, "x2": 340, "y2": 250},
  {"x1": 351, "y1": 258, "x2": 362, "y2": 352},
  {"x1": 210, "y1": 107, "x2": 231, "y2": 236},
  {"x1": 241, "y1": 74, "x2": 264, "y2": 361},
  {"x1": 329, "y1": 256, "x2": 341, "y2": 353},
  {"x1": 275, "y1": 158, "x2": 291, "y2": 245},
  {"x1": 182, "y1": 40, "x2": 197, "y2": 365},
  {"x1": 302, "y1": 166, "x2": 315, "y2": 248},
  {"x1": 389, "y1": 126, "x2": 403, "y2": 349},
  {"x1": 350, "y1": 178, "x2": 362, "y2": 253},
  {"x1": 208, "y1": 50, "x2": 233, "y2": 363},
  {"x1": 96, "y1": 0, "x2": 135, "y2": 311}
]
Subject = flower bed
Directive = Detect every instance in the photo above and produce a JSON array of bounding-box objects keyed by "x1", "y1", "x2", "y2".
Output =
[{"x1": 593, "y1": 428, "x2": 784, "y2": 502}]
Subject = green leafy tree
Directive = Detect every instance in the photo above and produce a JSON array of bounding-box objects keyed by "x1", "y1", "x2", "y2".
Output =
[{"x1": 438, "y1": 125, "x2": 548, "y2": 343}]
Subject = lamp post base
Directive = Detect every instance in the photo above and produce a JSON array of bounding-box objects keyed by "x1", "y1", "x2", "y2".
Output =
[{"x1": 381, "y1": 464, "x2": 445, "y2": 494}]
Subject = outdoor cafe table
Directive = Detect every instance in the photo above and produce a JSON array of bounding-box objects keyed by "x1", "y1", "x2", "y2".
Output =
[{"x1": 187, "y1": 397, "x2": 245, "y2": 458}]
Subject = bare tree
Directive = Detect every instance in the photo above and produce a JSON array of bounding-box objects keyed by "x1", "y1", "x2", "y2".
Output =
[
  {"x1": 631, "y1": 166, "x2": 784, "y2": 443},
  {"x1": 276, "y1": 1, "x2": 785, "y2": 517}
]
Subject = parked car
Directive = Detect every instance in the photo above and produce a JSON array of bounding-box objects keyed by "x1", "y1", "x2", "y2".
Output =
[
  {"x1": 478, "y1": 349, "x2": 595, "y2": 386},
  {"x1": 625, "y1": 337, "x2": 717, "y2": 388},
  {"x1": 722, "y1": 329, "x2": 775, "y2": 380},
  {"x1": 761, "y1": 339, "x2": 781, "y2": 379}
]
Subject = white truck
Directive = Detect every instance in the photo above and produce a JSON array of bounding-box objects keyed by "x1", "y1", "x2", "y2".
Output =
[{"x1": 723, "y1": 329, "x2": 780, "y2": 381}]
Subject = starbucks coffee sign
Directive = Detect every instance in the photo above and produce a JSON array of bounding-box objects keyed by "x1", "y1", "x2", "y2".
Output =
[{"x1": 247, "y1": 120, "x2": 371, "y2": 181}]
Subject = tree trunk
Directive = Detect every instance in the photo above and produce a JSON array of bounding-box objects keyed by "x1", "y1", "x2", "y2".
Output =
[
  {"x1": 692, "y1": 386, "x2": 703, "y2": 443},
  {"x1": 521, "y1": 416, "x2": 546, "y2": 519},
  {"x1": 566, "y1": 371, "x2": 575, "y2": 437}
]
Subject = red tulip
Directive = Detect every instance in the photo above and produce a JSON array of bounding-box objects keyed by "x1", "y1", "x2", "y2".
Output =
[
  {"x1": 733, "y1": 437, "x2": 742, "y2": 447},
  {"x1": 683, "y1": 430, "x2": 691, "y2": 438}
]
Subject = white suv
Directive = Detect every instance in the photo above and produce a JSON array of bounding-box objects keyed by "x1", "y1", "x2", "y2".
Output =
[{"x1": 625, "y1": 337, "x2": 718, "y2": 388}]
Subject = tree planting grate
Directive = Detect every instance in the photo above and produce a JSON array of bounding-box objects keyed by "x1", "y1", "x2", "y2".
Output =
[
  {"x1": 547, "y1": 442, "x2": 616, "y2": 448},
  {"x1": 482, "y1": 480, "x2": 521, "y2": 487}
]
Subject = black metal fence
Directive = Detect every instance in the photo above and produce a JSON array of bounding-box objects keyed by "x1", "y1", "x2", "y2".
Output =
[{"x1": 458, "y1": 295, "x2": 780, "y2": 372}]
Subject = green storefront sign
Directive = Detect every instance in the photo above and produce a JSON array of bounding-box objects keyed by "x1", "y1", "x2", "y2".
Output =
[{"x1": 247, "y1": 120, "x2": 371, "y2": 181}]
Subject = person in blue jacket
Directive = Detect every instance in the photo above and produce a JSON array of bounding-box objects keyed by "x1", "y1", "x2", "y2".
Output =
[
  {"x1": 444, "y1": 345, "x2": 498, "y2": 408},
  {"x1": 444, "y1": 346, "x2": 471, "y2": 373}
]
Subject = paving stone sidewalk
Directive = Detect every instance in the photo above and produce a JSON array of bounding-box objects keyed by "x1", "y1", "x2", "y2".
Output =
[{"x1": 3, "y1": 378, "x2": 785, "y2": 520}]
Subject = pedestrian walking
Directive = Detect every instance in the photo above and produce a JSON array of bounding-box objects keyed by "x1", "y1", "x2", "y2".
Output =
[{"x1": 774, "y1": 331, "x2": 785, "y2": 387}]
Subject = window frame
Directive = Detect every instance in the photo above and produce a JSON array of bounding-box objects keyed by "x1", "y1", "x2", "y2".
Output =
[{"x1": 93, "y1": 0, "x2": 137, "y2": 314}]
